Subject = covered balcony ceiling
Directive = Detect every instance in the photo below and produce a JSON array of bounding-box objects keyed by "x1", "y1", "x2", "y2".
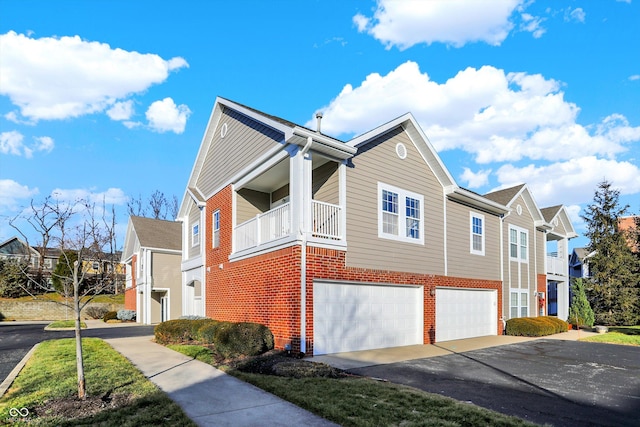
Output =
[{"x1": 243, "y1": 155, "x2": 332, "y2": 193}]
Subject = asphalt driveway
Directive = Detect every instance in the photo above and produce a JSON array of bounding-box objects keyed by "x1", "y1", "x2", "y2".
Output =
[{"x1": 348, "y1": 340, "x2": 640, "y2": 427}]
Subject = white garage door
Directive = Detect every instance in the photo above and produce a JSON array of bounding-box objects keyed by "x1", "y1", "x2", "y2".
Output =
[
  {"x1": 313, "y1": 281, "x2": 423, "y2": 355},
  {"x1": 436, "y1": 288, "x2": 497, "y2": 342}
]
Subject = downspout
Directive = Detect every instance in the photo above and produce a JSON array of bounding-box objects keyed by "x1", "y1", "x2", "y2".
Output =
[{"x1": 299, "y1": 135, "x2": 313, "y2": 355}]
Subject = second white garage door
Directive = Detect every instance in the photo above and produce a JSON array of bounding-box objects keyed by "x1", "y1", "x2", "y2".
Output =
[
  {"x1": 435, "y1": 288, "x2": 497, "y2": 342},
  {"x1": 313, "y1": 281, "x2": 423, "y2": 355}
]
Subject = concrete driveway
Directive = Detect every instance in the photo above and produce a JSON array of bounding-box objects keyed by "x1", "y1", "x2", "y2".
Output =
[{"x1": 339, "y1": 339, "x2": 639, "y2": 427}]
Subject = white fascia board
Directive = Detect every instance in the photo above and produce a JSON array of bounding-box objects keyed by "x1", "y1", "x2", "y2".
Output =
[
  {"x1": 186, "y1": 187, "x2": 206, "y2": 208},
  {"x1": 292, "y1": 127, "x2": 356, "y2": 159},
  {"x1": 141, "y1": 246, "x2": 182, "y2": 255},
  {"x1": 446, "y1": 186, "x2": 509, "y2": 215},
  {"x1": 347, "y1": 113, "x2": 412, "y2": 148}
]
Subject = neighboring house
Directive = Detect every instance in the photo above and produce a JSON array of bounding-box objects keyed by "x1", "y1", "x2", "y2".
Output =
[
  {"x1": 177, "y1": 97, "x2": 575, "y2": 356},
  {"x1": 618, "y1": 215, "x2": 639, "y2": 253},
  {"x1": 0, "y1": 237, "x2": 60, "y2": 283},
  {"x1": 122, "y1": 216, "x2": 182, "y2": 324},
  {"x1": 569, "y1": 247, "x2": 594, "y2": 280}
]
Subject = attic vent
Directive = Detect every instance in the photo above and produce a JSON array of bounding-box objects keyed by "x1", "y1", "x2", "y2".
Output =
[
  {"x1": 516, "y1": 204, "x2": 523, "y2": 215},
  {"x1": 220, "y1": 123, "x2": 228, "y2": 138},
  {"x1": 553, "y1": 218, "x2": 558, "y2": 226},
  {"x1": 396, "y1": 143, "x2": 407, "y2": 159}
]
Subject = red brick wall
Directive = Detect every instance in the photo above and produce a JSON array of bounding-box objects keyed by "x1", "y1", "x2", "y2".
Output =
[
  {"x1": 204, "y1": 185, "x2": 503, "y2": 356},
  {"x1": 537, "y1": 273, "x2": 547, "y2": 316},
  {"x1": 124, "y1": 255, "x2": 137, "y2": 311}
]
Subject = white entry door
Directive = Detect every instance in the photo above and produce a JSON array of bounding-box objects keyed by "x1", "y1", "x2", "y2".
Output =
[
  {"x1": 435, "y1": 288, "x2": 497, "y2": 342},
  {"x1": 313, "y1": 281, "x2": 423, "y2": 355}
]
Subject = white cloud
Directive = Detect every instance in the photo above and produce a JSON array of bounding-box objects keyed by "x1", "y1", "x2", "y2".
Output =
[
  {"x1": 460, "y1": 167, "x2": 491, "y2": 189},
  {"x1": 629, "y1": 75, "x2": 640, "y2": 81},
  {"x1": 309, "y1": 61, "x2": 639, "y2": 165},
  {"x1": 145, "y1": 97, "x2": 191, "y2": 134},
  {"x1": 494, "y1": 156, "x2": 640, "y2": 207},
  {"x1": 50, "y1": 187, "x2": 128, "y2": 206},
  {"x1": 353, "y1": 0, "x2": 524, "y2": 49},
  {"x1": 520, "y1": 13, "x2": 546, "y2": 38},
  {"x1": 565, "y1": 7, "x2": 586, "y2": 23},
  {"x1": 0, "y1": 131, "x2": 54, "y2": 158},
  {"x1": 107, "y1": 100, "x2": 135, "y2": 121},
  {"x1": 0, "y1": 179, "x2": 39, "y2": 211},
  {"x1": 0, "y1": 31, "x2": 188, "y2": 122}
]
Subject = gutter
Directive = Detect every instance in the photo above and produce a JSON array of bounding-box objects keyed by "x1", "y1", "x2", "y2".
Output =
[{"x1": 299, "y1": 136, "x2": 313, "y2": 355}]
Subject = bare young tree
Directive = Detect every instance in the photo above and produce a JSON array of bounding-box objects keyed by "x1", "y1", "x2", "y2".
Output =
[
  {"x1": 127, "y1": 190, "x2": 178, "y2": 220},
  {"x1": 9, "y1": 196, "x2": 118, "y2": 400},
  {"x1": 148, "y1": 190, "x2": 167, "y2": 219}
]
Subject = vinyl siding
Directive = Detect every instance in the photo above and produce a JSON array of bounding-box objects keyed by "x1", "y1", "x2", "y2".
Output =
[
  {"x1": 345, "y1": 127, "x2": 445, "y2": 274},
  {"x1": 151, "y1": 252, "x2": 181, "y2": 289},
  {"x1": 312, "y1": 161, "x2": 339, "y2": 204},
  {"x1": 502, "y1": 194, "x2": 537, "y2": 317},
  {"x1": 446, "y1": 199, "x2": 501, "y2": 281},
  {"x1": 236, "y1": 188, "x2": 270, "y2": 224},
  {"x1": 188, "y1": 203, "x2": 201, "y2": 259},
  {"x1": 196, "y1": 107, "x2": 283, "y2": 196}
]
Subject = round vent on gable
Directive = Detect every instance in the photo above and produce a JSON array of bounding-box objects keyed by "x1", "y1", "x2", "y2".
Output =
[
  {"x1": 516, "y1": 204, "x2": 523, "y2": 215},
  {"x1": 220, "y1": 123, "x2": 228, "y2": 138},
  {"x1": 396, "y1": 143, "x2": 407, "y2": 159},
  {"x1": 553, "y1": 218, "x2": 559, "y2": 226}
]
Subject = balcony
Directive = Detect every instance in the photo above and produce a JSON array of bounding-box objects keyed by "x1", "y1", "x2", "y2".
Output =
[
  {"x1": 547, "y1": 255, "x2": 566, "y2": 276},
  {"x1": 235, "y1": 200, "x2": 343, "y2": 252}
]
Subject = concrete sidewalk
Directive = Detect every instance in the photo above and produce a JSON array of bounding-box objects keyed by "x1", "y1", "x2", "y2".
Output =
[{"x1": 106, "y1": 336, "x2": 338, "y2": 427}]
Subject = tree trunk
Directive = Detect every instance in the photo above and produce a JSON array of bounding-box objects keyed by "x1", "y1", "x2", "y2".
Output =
[{"x1": 74, "y1": 274, "x2": 86, "y2": 400}]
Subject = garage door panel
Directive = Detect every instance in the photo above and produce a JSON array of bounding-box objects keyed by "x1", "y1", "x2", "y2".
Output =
[
  {"x1": 313, "y1": 282, "x2": 423, "y2": 355},
  {"x1": 436, "y1": 288, "x2": 497, "y2": 342}
]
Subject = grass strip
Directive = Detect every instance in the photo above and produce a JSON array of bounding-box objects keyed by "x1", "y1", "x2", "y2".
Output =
[
  {"x1": 0, "y1": 338, "x2": 196, "y2": 426},
  {"x1": 581, "y1": 326, "x2": 640, "y2": 346},
  {"x1": 47, "y1": 320, "x2": 87, "y2": 329}
]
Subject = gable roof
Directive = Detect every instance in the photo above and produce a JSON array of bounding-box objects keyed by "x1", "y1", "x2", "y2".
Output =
[
  {"x1": 130, "y1": 216, "x2": 182, "y2": 251},
  {"x1": 484, "y1": 183, "x2": 551, "y2": 229},
  {"x1": 178, "y1": 97, "x2": 357, "y2": 218},
  {"x1": 348, "y1": 113, "x2": 509, "y2": 215},
  {"x1": 540, "y1": 205, "x2": 562, "y2": 223},
  {"x1": 484, "y1": 184, "x2": 526, "y2": 206}
]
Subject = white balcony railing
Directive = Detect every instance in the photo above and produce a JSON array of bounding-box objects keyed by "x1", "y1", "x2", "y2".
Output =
[
  {"x1": 312, "y1": 200, "x2": 342, "y2": 239},
  {"x1": 547, "y1": 255, "x2": 566, "y2": 276},
  {"x1": 234, "y1": 200, "x2": 343, "y2": 252}
]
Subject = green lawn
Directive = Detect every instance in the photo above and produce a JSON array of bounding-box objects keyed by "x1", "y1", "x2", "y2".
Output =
[
  {"x1": 581, "y1": 325, "x2": 640, "y2": 346},
  {"x1": 46, "y1": 320, "x2": 87, "y2": 329},
  {"x1": 0, "y1": 338, "x2": 195, "y2": 426}
]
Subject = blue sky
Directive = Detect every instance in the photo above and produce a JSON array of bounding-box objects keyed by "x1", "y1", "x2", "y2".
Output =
[{"x1": 1, "y1": 0, "x2": 639, "y2": 251}]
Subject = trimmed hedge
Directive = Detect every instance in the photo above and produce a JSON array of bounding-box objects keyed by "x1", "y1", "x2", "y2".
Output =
[
  {"x1": 103, "y1": 310, "x2": 118, "y2": 322},
  {"x1": 154, "y1": 318, "x2": 274, "y2": 357},
  {"x1": 506, "y1": 316, "x2": 569, "y2": 337}
]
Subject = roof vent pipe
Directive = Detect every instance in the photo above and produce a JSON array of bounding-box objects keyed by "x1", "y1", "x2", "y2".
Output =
[{"x1": 315, "y1": 112, "x2": 323, "y2": 133}]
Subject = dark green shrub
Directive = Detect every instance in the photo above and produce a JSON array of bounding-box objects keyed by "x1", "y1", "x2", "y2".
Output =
[
  {"x1": 542, "y1": 316, "x2": 569, "y2": 333},
  {"x1": 155, "y1": 319, "x2": 197, "y2": 344},
  {"x1": 505, "y1": 317, "x2": 561, "y2": 337},
  {"x1": 214, "y1": 321, "x2": 274, "y2": 358},
  {"x1": 103, "y1": 311, "x2": 118, "y2": 322},
  {"x1": 569, "y1": 278, "x2": 595, "y2": 327},
  {"x1": 197, "y1": 320, "x2": 226, "y2": 344}
]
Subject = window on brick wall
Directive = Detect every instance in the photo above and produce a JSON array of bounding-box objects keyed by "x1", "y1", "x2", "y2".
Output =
[
  {"x1": 378, "y1": 182, "x2": 424, "y2": 244},
  {"x1": 212, "y1": 210, "x2": 220, "y2": 248}
]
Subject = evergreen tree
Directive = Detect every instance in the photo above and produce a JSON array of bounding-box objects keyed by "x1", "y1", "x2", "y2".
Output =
[
  {"x1": 568, "y1": 278, "x2": 595, "y2": 327},
  {"x1": 581, "y1": 180, "x2": 640, "y2": 325}
]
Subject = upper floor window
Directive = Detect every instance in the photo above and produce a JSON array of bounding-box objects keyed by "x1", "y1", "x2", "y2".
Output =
[
  {"x1": 509, "y1": 225, "x2": 528, "y2": 262},
  {"x1": 470, "y1": 213, "x2": 485, "y2": 255},
  {"x1": 192, "y1": 222, "x2": 200, "y2": 247},
  {"x1": 212, "y1": 210, "x2": 220, "y2": 248},
  {"x1": 378, "y1": 182, "x2": 424, "y2": 244}
]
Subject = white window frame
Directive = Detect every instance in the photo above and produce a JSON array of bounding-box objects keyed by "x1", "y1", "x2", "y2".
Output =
[
  {"x1": 212, "y1": 210, "x2": 220, "y2": 248},
  {"x1": 509, "y1": 225, "x2": 528, "y2": 263},
  {"x1": 470, "y1": 212, "x2": 485, "y2": 256},
  {"x1": 191, "y1": 222, "x2": 200, "y2": 247},
  {"x1": 377, "y1": 182, "x2": 424, "y2": 245},
  {"x1": 510, "y1": 289, "x2": 529, "y2": 318}
]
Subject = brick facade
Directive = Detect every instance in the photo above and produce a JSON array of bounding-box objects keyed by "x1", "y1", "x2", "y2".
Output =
[
  {"x1": 537, "y1": 273, "x2": 547, "y2": 316},
  {"x1": 124, "y1": 254, "x2": 137, "y2": 311},
  {"x1": 204, "y1": 186, "x2": 503, "y2": 356}
]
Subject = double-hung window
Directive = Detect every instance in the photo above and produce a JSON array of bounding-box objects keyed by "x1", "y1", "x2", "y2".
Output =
[
  {"x1": 212, "y1": 210, "x2": 220, "y2": 248},
  {"x1": 378, "y1": 182, "x2": 424, "y2": 244},
  {"x1": 470, "y1": 213, "x2": 485, "y2": 255},
  {"x1": 509, "y1": 225, "x2": 528, "y2": 262},
  {"x1": 510, "y1": 290, "x2": 529, "y2": 318},
  {"x1": 192, "y1": 222, "x2": 200, "y2": 247}
]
